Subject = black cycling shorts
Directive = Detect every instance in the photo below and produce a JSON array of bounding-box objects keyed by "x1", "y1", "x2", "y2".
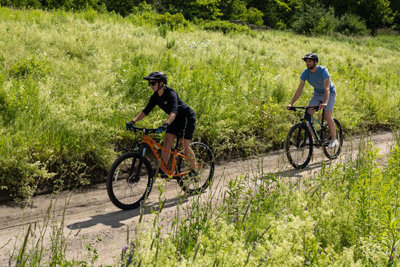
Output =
[{"x1": 166, "y1": 115, "x2": 196, "y2": 140}]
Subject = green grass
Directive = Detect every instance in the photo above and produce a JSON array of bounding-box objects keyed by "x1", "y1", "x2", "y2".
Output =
[
  {"x1": 9, "y1": 134, "x2": 400, "y2": 266},
  {"x1": 113, "y1": 137, "x2": 400, "y2": 266},
  {"x1": 0, "y1": 7, "x2": 400, "y2": 200}
]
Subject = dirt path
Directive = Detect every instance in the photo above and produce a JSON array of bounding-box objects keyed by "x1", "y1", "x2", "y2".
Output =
[{"x1": 0, "y1": 131, "x2": 395, "y2": 265}]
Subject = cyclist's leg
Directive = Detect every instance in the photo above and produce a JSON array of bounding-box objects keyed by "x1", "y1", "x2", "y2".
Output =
[
  {"x1": 182, "y1": 116, "x2": 196, "y2": 171},
  {"x1": 161, "y1": 133, "x2": 176, "y2": 165},
  {"x1": 307, "y1": 93, "x2": 322, "y2": 138},
  {"x1": 164, "y1": 118, "x2": 185, "y2": 165},
  {"x1": 324, "y1": 93, "x2": 337, "y2": 139},
  {"x1": 181, "y1": 139, "x2": 196, "y2": 170}
]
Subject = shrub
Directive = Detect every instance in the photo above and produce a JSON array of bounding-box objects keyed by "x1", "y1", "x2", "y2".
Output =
[
  {"x1": 292, "y1": 5, "x2": 339, "y2": 35},
  {"x1": 337, "y1": 13, "x2": 370, "y2": 36},
  {"x1": 99, "y1": 0, "x2": 139, "y2": 17},
  {"x1": 202, "y1": 20, "x2": 251, "y2": 34},
  {"x1": 156, "y1": 12, "x2": 188, "y2": 30},
  {"x1": 240, "y1": 7, "x2": 264, "y2": 26},
  {"x1": 8, "y1": 56, "x2": 49, "y2": 79},
  {"x1": 0, "y1": 0, "x2": 42, "y2": 9}
]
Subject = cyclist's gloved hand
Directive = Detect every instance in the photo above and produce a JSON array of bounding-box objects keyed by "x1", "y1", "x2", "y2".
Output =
[
  {"x1": 157, "y1": 122, "x2": 169, "y2": 133},
  {"x1": 126, "y1": 120, "x2": 135, "y2": 130}
]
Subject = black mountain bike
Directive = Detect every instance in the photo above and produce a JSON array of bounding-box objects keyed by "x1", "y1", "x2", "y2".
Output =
[{"x1": 285, "y1": 106, "x2": 343, "y2": 169}]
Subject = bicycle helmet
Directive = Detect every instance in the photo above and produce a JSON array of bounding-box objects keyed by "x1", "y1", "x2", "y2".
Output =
[
  {"x1": 143, "y1": 71, "x2": 167, "y2": 84},
  {"x1": 302, "y1": 53, "x2": 318, "y2": 63}
]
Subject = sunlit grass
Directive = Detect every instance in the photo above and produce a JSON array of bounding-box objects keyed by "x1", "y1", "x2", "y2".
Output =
[{"x1": 0, "y1": 6, "x2": 399, "y2": 200}]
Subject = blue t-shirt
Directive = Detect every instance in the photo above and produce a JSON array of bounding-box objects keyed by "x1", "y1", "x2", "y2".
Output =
[{"x1": 300, "y1": 66, "x2": 336, "y2": 94}]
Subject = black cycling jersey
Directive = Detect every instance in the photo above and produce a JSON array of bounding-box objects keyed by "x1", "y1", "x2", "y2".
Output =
[{"x1": 142, "y1": 86, "x2": 195, "y2": 118}]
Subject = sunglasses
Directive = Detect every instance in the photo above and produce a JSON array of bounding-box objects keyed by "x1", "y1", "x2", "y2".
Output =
[{"x1": 148, "y1": 81, "x2": 158, "y2": 86}]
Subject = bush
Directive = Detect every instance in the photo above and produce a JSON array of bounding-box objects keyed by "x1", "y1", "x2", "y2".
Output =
[
  {"x1": 8, "y1": 56, "x2": 49, "y2": 79},
  {"x1": 240, "y1": 7, "x2": 264, "y2": 26},
  {"x1": 337, "y1": 13, "x2": 370, "y2": 36},
  {"x1": 0, "y1": 0, "x2": 42, "y2": 9},
  {"x1": 292, "y1": 5, "x2": 339, "y2": 35},
  {"x1": 202, "y1": 20, "x2": 251, "y2": 34},
  {"x1": 99, "y1": 0, "x2": 139, "y2": 16}
]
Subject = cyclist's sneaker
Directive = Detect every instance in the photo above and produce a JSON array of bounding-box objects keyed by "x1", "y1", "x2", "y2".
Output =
[
  {"x1": 328, "y1": 139, "x2": 339, "y2": 148},
  {"x1": 305, "y1": 138, "x2": 315, "y2": 145}
]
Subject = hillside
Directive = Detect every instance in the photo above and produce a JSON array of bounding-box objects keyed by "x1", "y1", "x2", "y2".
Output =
[{"x1": 0, "y1": 7, "x2": 400, "y2": 201}]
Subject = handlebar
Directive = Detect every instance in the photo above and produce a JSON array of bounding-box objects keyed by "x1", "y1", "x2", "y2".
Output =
[
  {"x1": 127, "y1": 126, "x2": 165, "y2": 134},
  {"x1": 289, "y1": 106, "x2": 320, "y2": 112}
]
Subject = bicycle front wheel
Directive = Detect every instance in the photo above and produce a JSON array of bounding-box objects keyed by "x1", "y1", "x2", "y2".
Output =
[
  {"x1": 107, "y1": 152, "x2": 153, "y2": 210},
  {"x1": 177, "y1": 142, "x2": 215, "y2": 196},
  {"x1": 322, "y1": 118, "x2": 343, "y2": 160},
  {"x1": 285, "y1": 123, "x2": 313, "y2": 169}
]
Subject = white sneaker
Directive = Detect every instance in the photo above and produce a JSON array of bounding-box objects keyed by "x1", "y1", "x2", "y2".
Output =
[
  {"x1": 305, "y1": 138, "x2": 314, "y2": 145},
  {"x1": 328, "y1": 139, "x2": 339, "y2": 148}
]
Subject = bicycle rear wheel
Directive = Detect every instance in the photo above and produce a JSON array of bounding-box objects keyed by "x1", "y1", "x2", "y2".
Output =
[
  {"x1": 177, "y1": 142, "x2": 215, "y2": 196},
  {"x1": 322, "y1": 118, "x2": 343, "y2": 160},
  {"x1": 107, "y1": 152, "x2": 153, "y2": 210},
  {"x1": 285, "y1": 123, "x2": 313, "y2": 169}
]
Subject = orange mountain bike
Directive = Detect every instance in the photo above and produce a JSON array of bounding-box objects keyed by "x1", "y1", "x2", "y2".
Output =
[{"x1": 107, "y1": 126, "x2": 215, "y2": 210}]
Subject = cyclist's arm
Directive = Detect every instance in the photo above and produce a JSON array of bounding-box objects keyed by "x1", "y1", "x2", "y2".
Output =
[
  {"x1": 165, "y1": 112, "x2": 177, "y2": 125},
  {"x1": 320, "y1": 78, "x2": 330, "y2": 108},
  {"x1": 165, "y1": 90, "x2": 178, "y2": 125},
  {"x1": 133, "y1": 112, "x2": 146, "y2": 123},
  {"x1": 287, "y1": 80, "x2": 306, "y2": 109}
]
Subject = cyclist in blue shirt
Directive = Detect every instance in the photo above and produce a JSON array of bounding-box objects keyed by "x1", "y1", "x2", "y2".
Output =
[
  {"x1": 126, "y1": 71, "x2": 197, "y2": 177},
  {"x1": 287, "y1": 53, "x2": 339, "y2": 148}
]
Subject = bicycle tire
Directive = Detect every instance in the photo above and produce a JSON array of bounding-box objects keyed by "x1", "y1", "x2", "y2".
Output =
[
  {"x1": 322, "y1": 118, "x2": 343, "y2": 160},
  {"x1": 107, "y1": 152, "x2": 153, "y2": 210},
  {"x1": 177, "y1": 142, "x2": 215, "y2": 196},
  {"x1": 285, "y1": 123, "x2": 313, "y2": 169}
]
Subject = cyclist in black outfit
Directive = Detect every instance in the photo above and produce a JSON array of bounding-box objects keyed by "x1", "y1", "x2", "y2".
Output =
[{"x1": 127, "y1": 72, "x2": 197, "y2": 177}]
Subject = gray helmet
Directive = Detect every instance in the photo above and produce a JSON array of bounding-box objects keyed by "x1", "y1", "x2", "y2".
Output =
[
  {"x1": 302, "y1": 53, "x2": 318, "y2": 63},
  {"x1": 144, "y1": 71, "x2": 167, "y2": 84}
]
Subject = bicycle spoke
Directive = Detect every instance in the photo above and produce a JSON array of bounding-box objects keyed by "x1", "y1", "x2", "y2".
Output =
[
  {"x1": 286, "y1": 124, "x2": 312, "y2": 169},
  {"x1": 107, "y1": 153, "x2": 153, "y2": 210},
  {"x1": 177, "y1": 142, "x2": 215, "y2": 195}
]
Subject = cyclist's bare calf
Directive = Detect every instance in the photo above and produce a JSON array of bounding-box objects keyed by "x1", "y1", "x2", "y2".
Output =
[
  {"x1": 161, "y1": 133, "x2": 196, "y2": 171},
  {"x1": 307, "y1": 108, "x2": 337, "y2": 141}
]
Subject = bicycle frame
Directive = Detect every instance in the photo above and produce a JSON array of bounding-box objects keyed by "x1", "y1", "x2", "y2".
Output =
[
  {"x1": 294, "y1": 106, "x2": 326, "y2": 147},
  {"x1": 133, "y1": 128, "x2": 199, "y2": 178}
]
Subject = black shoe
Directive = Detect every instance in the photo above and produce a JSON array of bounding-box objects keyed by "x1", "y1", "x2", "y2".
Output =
[
  {"x1": 158, "y1": 169, "x2": 168, "y2": 178},
  {"x1": 189, "y1": 169, "x2": 198, "y2": 178}
]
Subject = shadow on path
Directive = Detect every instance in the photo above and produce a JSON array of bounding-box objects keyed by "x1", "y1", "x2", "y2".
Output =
[
  {"x1": 67, "y1": 195, "x2": 188, "y2": 230},
  {"x1": 263, "y1": 159, "x2": 332, "y2": 179}
]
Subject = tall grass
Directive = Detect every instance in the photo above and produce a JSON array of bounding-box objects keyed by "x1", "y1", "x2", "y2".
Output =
[
  {"x1": 114, "y1": 136, "x2": 400, "y2": 266},
  {"x1": 8, "y1": 133, "x2": 400, "y2": 265},
  {"x1": 0, "y1": 6, "x2": 400, "y2": 200}
]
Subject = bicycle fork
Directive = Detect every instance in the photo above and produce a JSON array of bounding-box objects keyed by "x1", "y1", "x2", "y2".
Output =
[{"x1": 129, "y1": 143, "x2": 146, "y2": 182}]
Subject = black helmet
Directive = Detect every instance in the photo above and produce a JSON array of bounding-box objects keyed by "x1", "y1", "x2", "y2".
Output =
[
  {"x1": 144, "y1": 71, "x2": 167, "y2": 84},
  {"x1": 302, "y1": 53, "x2": 318, "y2": 63}
]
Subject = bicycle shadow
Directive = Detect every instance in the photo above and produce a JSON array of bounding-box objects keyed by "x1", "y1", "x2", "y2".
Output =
[
  {"x1": 66, "y1": 195, "x2": 188, "y2": 230},
  {"x1": 262, "y1": 159, "x2": 332, "y2": 179}
]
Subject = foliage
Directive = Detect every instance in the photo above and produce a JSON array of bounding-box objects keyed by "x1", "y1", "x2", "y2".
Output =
[
  {"x1": 337, "y1": 13, "x2": 370, "y2": 36},
  {"x1": 116, "y1": 140, "x2": 400, "y2": 266},
  {"x1": 292, "y1": 5, "x2": 339, "y2": 35},
  {"x1": 201, "y1": 19, "x2": 251, "y2": 33},
  {"x1": 0, "y1": 7, "x2": 400, "y2": 202},
  {"x1": 238, "y1": 7, "x2": 264, "y2": 26}
]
